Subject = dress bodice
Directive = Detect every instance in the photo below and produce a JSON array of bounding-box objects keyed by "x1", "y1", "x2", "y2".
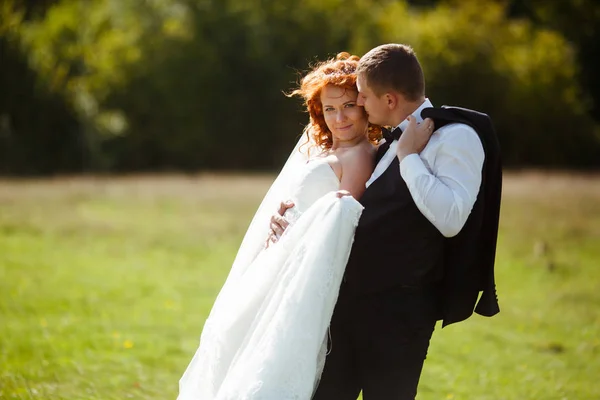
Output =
[{"x1": 285, "y1": 159, "x2": 340, "y2": 223}]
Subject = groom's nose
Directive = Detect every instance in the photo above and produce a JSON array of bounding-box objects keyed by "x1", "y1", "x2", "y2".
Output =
[{"x1": 356, "y1": 95, "x2": 364, "y2": 106}]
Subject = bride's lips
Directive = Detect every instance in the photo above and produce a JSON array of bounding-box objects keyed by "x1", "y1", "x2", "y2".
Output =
[{"x1": 337, "y1": 124, "x2": 353, "y2": 131}]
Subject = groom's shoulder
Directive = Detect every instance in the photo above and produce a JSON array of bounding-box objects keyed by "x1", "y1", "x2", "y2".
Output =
[
  {"x1": 423, "y1": 105, "x2": 493, "y2": 134},
  {"x1": 435, "y1": 121, "x2": 479, "y2": 143},
  {"x1": 423, "y1": 104, "x2": 492, "y2": 149}
]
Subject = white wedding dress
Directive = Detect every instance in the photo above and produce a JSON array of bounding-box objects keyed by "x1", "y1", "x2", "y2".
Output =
[{"x1": 178, "y1": 158, "x2": 364, "y2": 400}]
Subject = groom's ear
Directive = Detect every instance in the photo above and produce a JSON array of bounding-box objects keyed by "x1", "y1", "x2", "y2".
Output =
[{"x1": 384, "y1": 92, "x2": 398, "y2": 110}]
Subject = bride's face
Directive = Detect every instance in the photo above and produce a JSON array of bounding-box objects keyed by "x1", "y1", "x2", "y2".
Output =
[{"x1": 321, "y1": 84, "x2": 368, "y2": 142}]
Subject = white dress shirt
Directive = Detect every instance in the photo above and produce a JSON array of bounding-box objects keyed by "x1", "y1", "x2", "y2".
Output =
[{"x1": 365, "y1": 99, "x2": 485, "y2": 238}]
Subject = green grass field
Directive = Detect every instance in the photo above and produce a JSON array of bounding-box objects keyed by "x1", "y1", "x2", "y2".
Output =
[{"x1": 1, "y1": 172, "x2": 599, "y2": 400}]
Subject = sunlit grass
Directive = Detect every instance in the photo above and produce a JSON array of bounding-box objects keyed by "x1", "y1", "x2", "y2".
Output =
[{"x1": 1, "y1": 172, "x2": 599, "y2": 399}]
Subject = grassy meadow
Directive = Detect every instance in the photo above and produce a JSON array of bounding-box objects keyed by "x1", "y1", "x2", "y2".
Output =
[{"x1": 0, "y1": 172, "x2": 599, "y2": 399}]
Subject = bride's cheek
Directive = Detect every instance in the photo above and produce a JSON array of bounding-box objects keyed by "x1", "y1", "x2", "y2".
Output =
[
  {"x1": 323, "y1": 115, "x2": 334, "y2": 130},
  {"x1": 350, "y1": 108, "x2": 364, "y2": 122}
]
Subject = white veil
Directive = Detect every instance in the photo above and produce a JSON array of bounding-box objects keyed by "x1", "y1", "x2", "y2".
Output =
[
  {"x1": 225, "y1": 133, "x2": 313, "y2": 280},
  {"x1": 179, "y1": 131, "x2": 364, "y2": 399}
]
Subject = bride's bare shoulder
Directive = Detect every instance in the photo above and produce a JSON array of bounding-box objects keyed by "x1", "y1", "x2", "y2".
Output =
[{"x1": 339, "y1": 142, "x2": 376, "y2": 164}]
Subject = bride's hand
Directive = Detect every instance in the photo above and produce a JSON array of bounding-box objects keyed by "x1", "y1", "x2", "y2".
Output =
[{"x1": 265, "y1": 200, "x2": 295, "y2": 248}]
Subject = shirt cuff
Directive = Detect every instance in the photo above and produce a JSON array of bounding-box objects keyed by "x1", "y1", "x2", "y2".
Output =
[{"x1": 399, "y1": 153, "x2": 430, "y2": 183}]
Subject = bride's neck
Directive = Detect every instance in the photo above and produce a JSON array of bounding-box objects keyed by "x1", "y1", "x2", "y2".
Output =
[{"x1": 331, "y1": 134, "x2": 368, "y2": 151}]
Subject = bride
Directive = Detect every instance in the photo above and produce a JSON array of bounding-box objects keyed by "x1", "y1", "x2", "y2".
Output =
[{"x1": 177, "y1": 53, "x2": 381, "y2": 400}]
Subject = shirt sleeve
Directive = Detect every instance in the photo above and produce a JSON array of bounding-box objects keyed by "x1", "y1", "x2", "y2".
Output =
[{"x1": 398, "y1": 125, "x2": 485, "y2": 237}]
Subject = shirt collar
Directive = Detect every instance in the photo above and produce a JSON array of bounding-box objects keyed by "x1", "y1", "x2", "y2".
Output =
[{"x1": 396, "y1": 98, "x2": 434, "y2": 131}]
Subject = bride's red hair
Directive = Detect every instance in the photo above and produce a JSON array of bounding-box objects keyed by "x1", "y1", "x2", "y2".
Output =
[{"x1": 289, "y1": 52, "x2": 381, "y2": 152}]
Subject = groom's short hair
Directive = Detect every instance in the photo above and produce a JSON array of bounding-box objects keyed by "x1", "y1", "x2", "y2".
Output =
[{"x1": 357, "y1": 43, "x2": 425, "y2": 101}]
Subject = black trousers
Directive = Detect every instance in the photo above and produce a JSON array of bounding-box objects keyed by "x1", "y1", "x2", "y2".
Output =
[{"x1": 312, "y1": 284, "x2": 439, "y2": 400}]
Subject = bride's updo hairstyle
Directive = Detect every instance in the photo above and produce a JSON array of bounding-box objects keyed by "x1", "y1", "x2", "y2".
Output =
[{"x1": 289, "y1": 52, "x2": 381, "y2": 152}]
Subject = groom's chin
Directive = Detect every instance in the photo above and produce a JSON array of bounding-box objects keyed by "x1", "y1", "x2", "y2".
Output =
[{"x1": 367, "y1": 115, "x2": 381, "y2": 126}]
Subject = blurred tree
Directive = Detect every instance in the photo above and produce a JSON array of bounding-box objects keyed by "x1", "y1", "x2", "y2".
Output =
[
  {"x1": 508, "y1": 0, "x2": 600, "y2": 123},
  {"x1": 15, "y1": 0, "x2": 187, "y2": 169},
  {"x1": 1, "y1": 0, "x2": 598, "y2": 174},
  {"x1": 0, "y1": 1, "x2": 84, "y2": 174},
  {"x1": 362, "y1": 0, "x2": 599, "y2": 167},
  {"x1": 105, "y1": 0, "x2": 375, "y2": 171}
]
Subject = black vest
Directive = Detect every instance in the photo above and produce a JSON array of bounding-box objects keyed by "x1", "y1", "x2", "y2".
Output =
[
  {"x1": 344, "y1": 155, "x2": 445, "y2": 293},
  {"x1": 345, "y1": 106, "x2": 502, "y2": 327}
]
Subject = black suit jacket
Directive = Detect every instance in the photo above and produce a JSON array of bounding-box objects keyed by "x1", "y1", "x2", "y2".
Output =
[{"x1": 421, "y1": 106, "x2": 502, "y2": 327}]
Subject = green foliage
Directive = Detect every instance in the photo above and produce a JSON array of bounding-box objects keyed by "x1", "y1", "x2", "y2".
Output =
[
  {"x1": 1, "y1": 0, "x2": 599, "y2": 174},
  {"x1": 509, "y1": 0, "x2": 600, "y2": 127},
  {"x1": 0, "y1": 2, "x2": 84, "y2": 174},
  {"x1": 103, "y1": 0, "x2": 369, "y2": 170},
  {"x1": 370, "y1": 0, "x2": 599, "y2": 167}
]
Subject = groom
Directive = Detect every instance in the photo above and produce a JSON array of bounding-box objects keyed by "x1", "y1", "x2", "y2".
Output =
[{"x1": 271, "y1": 43, "x2": 500, "y2": 399}]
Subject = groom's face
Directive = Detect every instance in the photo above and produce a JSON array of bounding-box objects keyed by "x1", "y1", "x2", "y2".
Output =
[{"x1": 356, "y1": 74, "x2": 390, "y2": 126}]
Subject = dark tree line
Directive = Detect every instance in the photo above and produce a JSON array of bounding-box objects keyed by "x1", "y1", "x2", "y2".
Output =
[{"x1": 1, "y1": 0, "x2": 599, "y2": 175}]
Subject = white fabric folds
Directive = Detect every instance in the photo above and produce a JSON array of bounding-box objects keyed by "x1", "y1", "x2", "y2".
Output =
[{"x1": 178, "y1": 144, "x2": 363, "y2": 399}]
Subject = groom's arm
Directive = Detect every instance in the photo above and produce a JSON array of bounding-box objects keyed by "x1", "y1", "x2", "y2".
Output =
[
  {"x1": 397, "y1": 124, "x2": 484, "y2": 238},
  {"x1": 265, "y1": 200, "x2": 294, "y2": 247}
]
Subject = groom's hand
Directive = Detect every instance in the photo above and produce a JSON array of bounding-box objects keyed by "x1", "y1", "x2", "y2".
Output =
[
  {"x1": 396, "y1": 116, "x2": 435, "y2": 162},
  {"x1": 265, "y1": 200, "x2": 295, "y2": 248}
]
